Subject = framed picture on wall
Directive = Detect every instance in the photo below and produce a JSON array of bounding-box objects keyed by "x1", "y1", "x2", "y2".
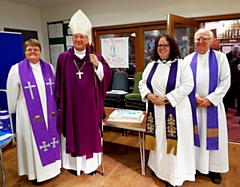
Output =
[{"x1": 221, "y1": 45, "x2": 232, "y2": 54}]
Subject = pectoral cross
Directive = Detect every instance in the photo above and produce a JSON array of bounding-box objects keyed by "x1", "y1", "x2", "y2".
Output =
[{"x1": 76, "y1": 71, "x2": 83, "y2": 79}]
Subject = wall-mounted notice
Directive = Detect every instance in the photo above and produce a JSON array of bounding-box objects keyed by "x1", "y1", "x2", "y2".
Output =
[
  {"x1": 101, "y1": 37, "x2": 129, "y2": 68},
  {"x1": 49, "y1": 44, "x2": 64, "y2": 69},
  {"x1": 48, "y1": 23, "x2": 63, "y2": 38}
]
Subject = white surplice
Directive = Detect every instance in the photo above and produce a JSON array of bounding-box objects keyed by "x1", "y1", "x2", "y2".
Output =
[
  {"x1": 184, "y1": 49, "x2": 230, "y2": 174},
  {"x1": 139, "y1": 59, "x2": 195, "y2": 186},
  {"x1": 6, "y1": 62, "x2": 61, "y2": 182}
]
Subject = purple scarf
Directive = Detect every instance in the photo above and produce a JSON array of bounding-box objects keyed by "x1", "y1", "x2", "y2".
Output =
[
  {"x1": 190, "y1": 48, "x2": 219, "y2": 150},
  {"x1": 165, "y1": 62, "x2": 178, "y2": 155},
  {"x1": 145, "y1": 63, "x2": 158, "y2": 151},
  {"x1": 19, "y1": 59, "x2": 60, "y2": 166},
  {"x1": 146, "y1": 61, "x2": 178, "y2": 155}
]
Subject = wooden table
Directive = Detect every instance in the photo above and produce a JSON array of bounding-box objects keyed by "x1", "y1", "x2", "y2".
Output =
[{"x1": 103, "y1": 107, "x2": 146, "y2": 176}]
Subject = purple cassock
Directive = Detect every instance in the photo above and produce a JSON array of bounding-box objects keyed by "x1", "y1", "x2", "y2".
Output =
[{"x1": 55, "y1": 46, "x2": 112, "y2": 158}]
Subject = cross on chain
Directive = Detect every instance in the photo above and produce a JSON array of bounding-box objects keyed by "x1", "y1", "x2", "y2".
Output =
[
  {"x1": 73, "y1": 60, "x2": 86, "y2": 80},
  {"x1": 50, "y1": 137, "x2": 59, "y2": 148},
  {"x1": 39, "y1": 141, "x2": 51, "y2": 152},
  {"x1": 46, "y1": 78, "x2": 54, "y2": 95},
  {"x1": 76, "y1": 71, "x2": 84, "y2": 79},
  {"x1": 24, "y1": 81, "x2": 36, "y2": 99}
]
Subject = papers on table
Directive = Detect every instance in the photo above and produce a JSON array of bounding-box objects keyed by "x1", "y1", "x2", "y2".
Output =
[
  {"x1": 106, "y1": 90, "x2": 128, "y2": 94},
  {"x1": 0, "y1": 133, "x2": 13, "y2": 141}
]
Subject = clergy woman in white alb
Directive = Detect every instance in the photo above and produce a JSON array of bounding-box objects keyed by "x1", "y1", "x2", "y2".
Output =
[
  {"x1": 184, "y1": 29, "x2": 230, "y2": 185},
  {"x1": 6, "y1": 39, "x2": 61, "y2": 184},
  {"x1": 139, "y1": 34, "x2": 195, "y2": 187}
]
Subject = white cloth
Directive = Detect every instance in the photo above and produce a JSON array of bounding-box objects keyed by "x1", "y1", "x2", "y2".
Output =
[
  {"x1": 139, "y1": 59, "x2": 195, "y2": 186},
  {"x1": 6, "y1": 62, "x2": 61, "y2": 182},
  {"x1": 61, "y1": 135, "x2": 102, "y2": 175},
  {"x1": 74, "y1": 48, "x2": 86, "y2": 59},
  {"x1": 184, "y1": 49, "x2": 230, "y2": 174}
]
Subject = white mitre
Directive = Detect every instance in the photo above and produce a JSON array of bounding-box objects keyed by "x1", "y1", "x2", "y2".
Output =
[{"x1": 69, "y1": 9, "x2": 92, "y2": 43}]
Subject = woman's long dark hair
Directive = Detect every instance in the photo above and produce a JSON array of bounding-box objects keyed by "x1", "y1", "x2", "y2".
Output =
[{"x1": 151, "y1": 34, "x2": 181, "y2": 61}]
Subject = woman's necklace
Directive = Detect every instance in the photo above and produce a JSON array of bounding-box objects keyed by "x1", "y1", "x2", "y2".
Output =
[{"x1": 73, "y1": 60, "x2": 87, "y2": 79}]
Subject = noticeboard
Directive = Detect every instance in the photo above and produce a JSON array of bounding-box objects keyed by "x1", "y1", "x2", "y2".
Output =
[{"x1": 47, "y1": 20, "x2": 72, "y2": 68}]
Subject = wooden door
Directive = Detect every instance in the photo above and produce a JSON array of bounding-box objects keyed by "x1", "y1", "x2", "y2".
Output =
[{"x1": 167, "y1": 14, "x2": 199, "y2": 57}]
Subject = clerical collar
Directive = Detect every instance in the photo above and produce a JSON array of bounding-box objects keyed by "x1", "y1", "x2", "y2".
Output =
[
  {"x1": 160, "y1": 59, "x2": 170, "y2": 64},
  {"x1": 198, "y1": 49, "x2": 210, "y2": 56},
  {"x1": 29, "y1": 61, "x2": 40, "y2": 66},
  {"x1": 74, "y1": 48, "x2": 86, "y2": 59},
  {"x1": 159, "y1": 58, "x2": 170, "y2": 64}
]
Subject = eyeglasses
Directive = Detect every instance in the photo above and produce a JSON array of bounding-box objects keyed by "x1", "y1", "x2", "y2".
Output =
[
  {"x1": 158, "y1": 44, "x2": 170, "y2": 48},
  {"x1": 195, "y1": 37, "x2": 212, "y2": 42},
  {"x1": 26, "y1": 49, "x2": 40, "y2": 52}
]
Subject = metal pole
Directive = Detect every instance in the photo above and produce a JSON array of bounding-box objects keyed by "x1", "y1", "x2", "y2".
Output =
[{"x1": 101, "y1": 151, "x2": 105, "y2": 176}]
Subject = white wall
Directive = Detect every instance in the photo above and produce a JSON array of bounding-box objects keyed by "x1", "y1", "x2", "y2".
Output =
[
  {"x1": 0, "y1": 0, "x2": 44, "y2": 57},
  {"x1": 1, "y1": 0, "x2": 240, "y2": 62}
]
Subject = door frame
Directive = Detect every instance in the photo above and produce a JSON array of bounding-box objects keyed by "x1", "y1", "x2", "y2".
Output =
[{"x1": 167, "y1": 13, "x2": 199, "y2": 37}]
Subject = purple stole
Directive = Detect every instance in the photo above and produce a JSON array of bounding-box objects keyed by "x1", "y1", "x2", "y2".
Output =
[
  {"x1": 190, "y1": 48, "x2": 219, "y2": 150},
  {"x1": 145, "y1": 63, "x2": 158, "y2": 151},
  {"x1": 19, "y1": 59, "x2": 61, "y2": 166},
  {"x1": 189, "y1": 56, "x2": 201, "y2": 147},
  {"x1": 146, "y1": 61, "x2": 178, "y2": 155}
]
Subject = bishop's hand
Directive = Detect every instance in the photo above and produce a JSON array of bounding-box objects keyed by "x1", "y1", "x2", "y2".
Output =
[{"x1": 89, "y1": 54, "x2": 99, "y2": 67}]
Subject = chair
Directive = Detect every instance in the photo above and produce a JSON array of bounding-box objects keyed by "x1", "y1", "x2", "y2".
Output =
[
  {"x1": 0, "y1": 128, "x2": 13, "y2": 186},
  {"x1": 124, "y1": 72, "x2": 145, "y2": 111},
  {"x1": 104, "y1": 71, "x2": 129, "y2": 108},
  {"x1": 0, "y1": 89, "x2": 14, "y2": 186},
  {"x1": 0, "y1": 89, "x2": 15, "y2": 145}
]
